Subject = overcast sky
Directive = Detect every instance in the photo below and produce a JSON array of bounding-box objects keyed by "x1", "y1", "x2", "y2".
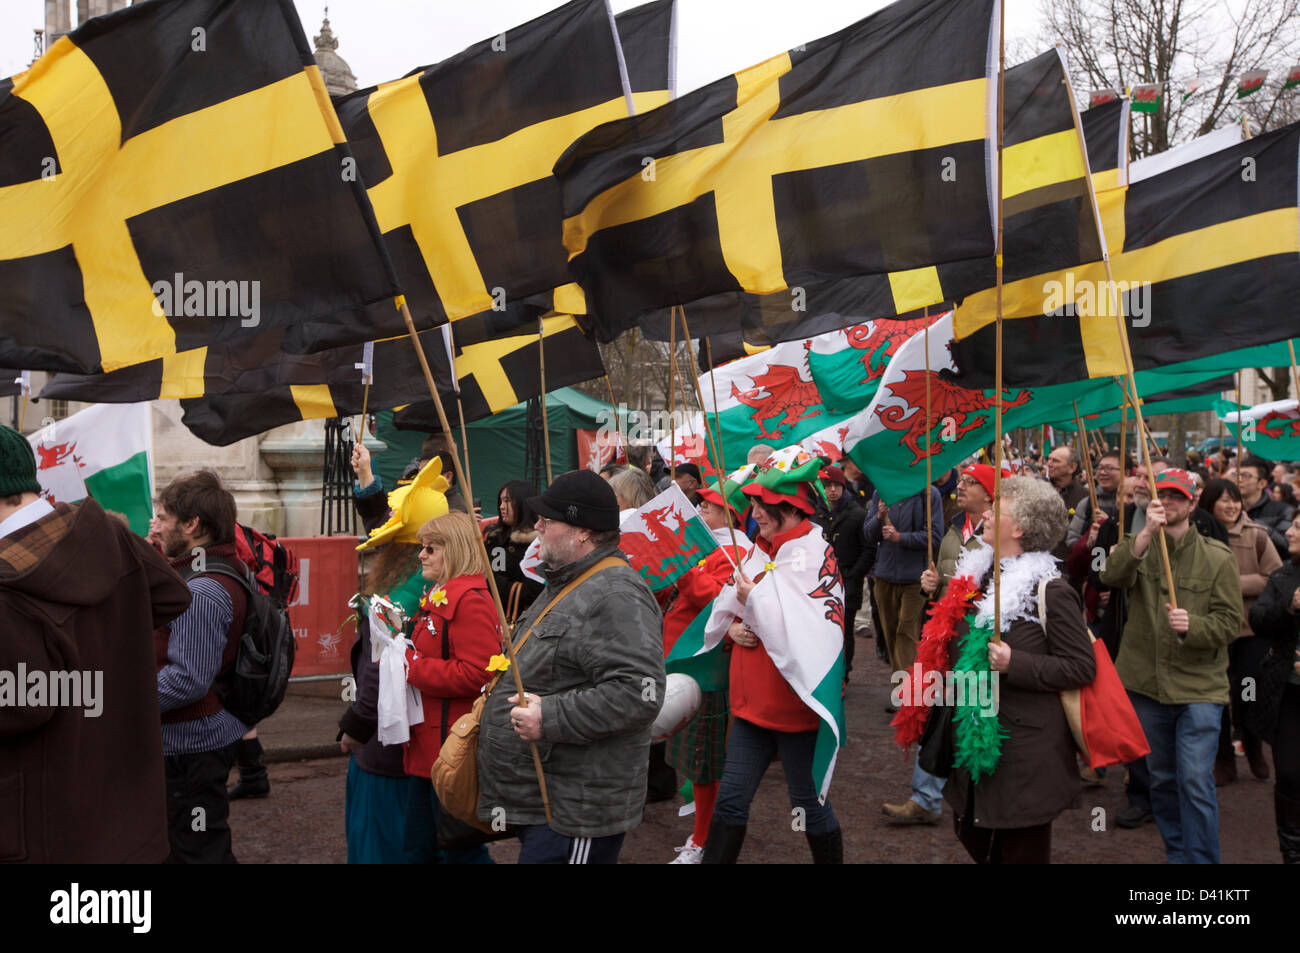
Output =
[{"x1": 2, "y1": 0, "x2": 1045, "y2": 91}]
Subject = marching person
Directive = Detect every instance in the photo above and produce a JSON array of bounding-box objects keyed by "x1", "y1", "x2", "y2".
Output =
[
  {"x1": 863, "y1": 483, "x2": 944, "y2": 711},
  {"x1": 1, "y1": 426, "x2": 192, "y2": 863},
  {"x1": 943, "y1": 477, "x2": 1097, "y2": 863},
  {"x1": 882, "y1": 463, "x2": 1005, "y2": 826},
  {"x1": 153, "y1": 470, "x2": 252, "y2": 863},
  {"x1": 702, "y1": 453, "x2": 846, "y2": 864},
  {"x1": 1066, "y1": 453, "x2": 1123, "y2": 549},
  {"x1": 1198, "y1": 479, "x2": 1281, "y2": 785},
  {"x1": 663, "y1": 471, "x2": 750, "y2": 863},
  {"x1": 403, "y1": 509, "x2": 501, "y2": 864},
  {"x1": 816, "y1": 466, "x2": 871, "y2": 678},
  {"x1": 1247, "y1": 514, "x2": 1300, "y2": 864},
  {"x1": 477, "y1": 470, "x2": 665, "y2": 864},
  {"x1": 339, "y1": 457, "x2": 452, "y2": 864},
  {"x1": 1100, "y1": 468, "x2": 1243, "y2": 863},
  {"x1": 483, "y1": 480, "x2": 542, "y2": 621}
]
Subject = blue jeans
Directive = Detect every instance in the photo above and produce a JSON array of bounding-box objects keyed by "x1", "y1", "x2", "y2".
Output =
[
  {"x1": 911, "y1": 761, "x2": 945, "y2": 814},
  {"x1": 712, "y1": 717, "x2": 839, "y2": 836},
  {"x1": 1128, "y1": 691, "x2": 1223, "y2": 864}
]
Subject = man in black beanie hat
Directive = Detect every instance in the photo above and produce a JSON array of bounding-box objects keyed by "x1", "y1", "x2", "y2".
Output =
[
  {"x1": 0, "y1": 425, "x2": 192, "y2": 862},
  {"x1": 476, "y1": 470, "x2": 666, "y2": 863}
]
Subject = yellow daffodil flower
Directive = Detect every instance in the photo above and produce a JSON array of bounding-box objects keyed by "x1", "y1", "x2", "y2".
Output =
[{"x1": 486, "y1": 654, "x2": 511, "y2": 673}]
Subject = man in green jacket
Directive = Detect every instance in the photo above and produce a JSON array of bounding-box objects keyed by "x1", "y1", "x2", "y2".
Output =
[{"x1": 1099, "y1": 468, "x2": 1242, "y2": 864}]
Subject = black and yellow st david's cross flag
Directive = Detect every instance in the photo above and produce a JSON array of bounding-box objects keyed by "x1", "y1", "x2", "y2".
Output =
[
  {"x1": 0, "y1": 0, "x2": 399, "y2": 375},
  {"x1": 616, "y1": 47, "x2": 1104, "y2": 352},
  {"x1": 556, "y1": 0, "x2": 1001, "y2": 338},
  {"x1": 331, "y1": 0, "x2": 675, "y2": 335},
  {"x1": 950, "y1": 118, "x2": 1300, "y2": 387}
]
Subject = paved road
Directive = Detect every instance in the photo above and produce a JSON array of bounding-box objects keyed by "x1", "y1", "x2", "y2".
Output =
[{"x1": 229, "y1": 636, "x2": 1282, "y2": 864}]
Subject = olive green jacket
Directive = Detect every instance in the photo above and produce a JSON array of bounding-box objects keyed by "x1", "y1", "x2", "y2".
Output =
[{"x1": 1100, "y1": 526, "x2": 1243, "y2": 705}]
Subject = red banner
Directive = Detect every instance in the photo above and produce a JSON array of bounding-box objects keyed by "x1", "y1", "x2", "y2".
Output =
[
  {"x1": 282, "y1": 536, "x2": 361, "y2": 677},
  {"x1": 576, "y1": 428, "x2": 625, "y2": 471}
]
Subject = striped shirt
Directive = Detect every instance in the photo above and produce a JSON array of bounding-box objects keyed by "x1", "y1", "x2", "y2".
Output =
[{"x1": 158, "y1": 576, "x2": 248, "y2": 755}]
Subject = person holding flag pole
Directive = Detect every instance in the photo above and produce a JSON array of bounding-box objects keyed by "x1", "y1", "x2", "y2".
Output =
[{"x1": 698, "y1": 449, "x2": 846, "y2": 863}]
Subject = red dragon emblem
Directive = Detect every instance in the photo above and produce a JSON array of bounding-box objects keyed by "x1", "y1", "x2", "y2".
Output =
[
  {"x1": 728, "y1": 344, "x2": 821, "y2": 440},
  {"x1": 807, "y1": 545, "x2": 844, "y2": 632},
  {"x1": 877, "y1": 370, "x2": 1031, "y2": 465},
  {"x1": 1256, "y1": 411, "x2": 1300, "y2": 441},
  {"x1": 845, "y1": 318, "x2": 931, "y2": 386},
  {"x1": 35, "y1": 441, "x2": 78, "y2": 471},
  {"x1": 619, "y1": 504, "x2": 701, "y2": 588}
]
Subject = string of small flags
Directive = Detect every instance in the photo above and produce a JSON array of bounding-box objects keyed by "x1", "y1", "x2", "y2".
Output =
[{"x1": 1089, "y1": 65, "x2": 1300, "y2": 112}]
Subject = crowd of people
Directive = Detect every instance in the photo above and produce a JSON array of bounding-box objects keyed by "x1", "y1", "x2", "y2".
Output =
[{"x1": 2, "y1": 417, "x2": 1297, "y2": 865}]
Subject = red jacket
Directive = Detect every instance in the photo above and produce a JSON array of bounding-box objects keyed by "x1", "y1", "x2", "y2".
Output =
[
  {"x1": 726, "y1": 520, "x2": 822, "y2": 733},
  {"x1": 663, "y1": 543, "x2": 743, "y2": 657},
  {"x1": 402, "y1": 574, "x2": 500, "y2": 778}
]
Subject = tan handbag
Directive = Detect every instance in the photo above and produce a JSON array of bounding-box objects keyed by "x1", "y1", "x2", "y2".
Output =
[{"x1": 431, "y1": 557, "x2": 623, "y2": 829}]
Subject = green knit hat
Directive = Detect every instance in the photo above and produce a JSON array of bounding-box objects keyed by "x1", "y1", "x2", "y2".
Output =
[{"x1": 0, "y1": 426, "x2": 41, "y2": 498}]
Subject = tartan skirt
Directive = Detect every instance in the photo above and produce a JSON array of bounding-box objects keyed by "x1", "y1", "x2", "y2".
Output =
[{"x1": 666, "y1": 689, "x2": 730, "y2": 784}]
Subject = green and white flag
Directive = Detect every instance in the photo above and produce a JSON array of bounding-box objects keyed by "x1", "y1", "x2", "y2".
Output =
[
  {"x1": 806, "y1": 314, "x2": 936, "y2": 414},
  {"x1": 701, "y1": 526, "x2": 846, "y2": 802},
  {"x1": 28, "y1": 403, "x2": 153, "y2": 535},
  {"x1": 1217, "y1": 398, "x2": 1300, "y2": 461},
  {"x1": 619, "y1": 483, "x2": 719, "y2": 592}
]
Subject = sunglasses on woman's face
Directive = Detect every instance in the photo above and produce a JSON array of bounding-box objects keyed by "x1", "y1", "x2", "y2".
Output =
[{"x1": 419, "y1": 544, "x2": 438, "y2": 555}]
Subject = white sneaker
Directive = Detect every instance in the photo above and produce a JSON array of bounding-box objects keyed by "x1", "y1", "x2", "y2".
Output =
[{"x1": 669, "y1": 836, "x2": 704, "y2": 864}]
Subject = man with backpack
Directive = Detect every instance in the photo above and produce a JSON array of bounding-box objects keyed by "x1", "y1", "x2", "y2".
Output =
[{"x1": 153, "y1": 470, "x2": 258, "y2": 863}]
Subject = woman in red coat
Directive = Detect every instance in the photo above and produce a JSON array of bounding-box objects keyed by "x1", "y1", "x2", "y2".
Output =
[
  {"x1": 663, "y1": 478, "x2": 748, "y2": 863},
  {"x1": 403, "y1": 511, "x2": 501, "y2": 864}
]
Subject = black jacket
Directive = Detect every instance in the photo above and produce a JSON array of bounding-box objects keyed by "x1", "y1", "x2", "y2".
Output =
[
  {"x1": 815, "y1": 495, "x2": 871, "y2": 606},
  {"x1": 1247, "y1": 560, "x2": 1300, "y2": 743},
  {"x1": 1246, "y1": 494, "x2": 1295, "y2": 559}
]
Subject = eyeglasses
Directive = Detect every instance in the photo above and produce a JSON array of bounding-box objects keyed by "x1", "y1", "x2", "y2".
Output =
[
  {"x1": 1096, "y1": 464, "x2": 1121, "y2": 472},
  {"x1": 536, "y1": 516, "x2": 555, "y2": 529},
  {"x1": 1155, "y1": 491, "x2": 1190, "y2": 503},
  {"x1": 419, "y1": 544, "x2": 438, "y2": 555}
]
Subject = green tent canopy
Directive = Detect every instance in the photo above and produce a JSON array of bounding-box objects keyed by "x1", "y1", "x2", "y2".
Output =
[{"x1": 370, "y1": 387, "x2": 615, "y2": 517}]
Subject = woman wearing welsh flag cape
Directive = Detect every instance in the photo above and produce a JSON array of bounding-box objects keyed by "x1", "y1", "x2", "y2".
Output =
[
  {"x1": 698, "y1": 448, "x2": 846, "y2": 864},
  {"x1": 893, "y1": 476, "x2": 1095, "y2": 864}
]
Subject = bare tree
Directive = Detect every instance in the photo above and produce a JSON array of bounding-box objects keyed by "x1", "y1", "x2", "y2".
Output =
[{"x1": 1042, "y1": 0, "x2": 1300, "y2": 157}]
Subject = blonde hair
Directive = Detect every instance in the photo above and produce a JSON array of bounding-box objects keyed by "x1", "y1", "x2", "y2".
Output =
[{"x1": 417, "y1": 511, "x2": 490, "y2": 583}]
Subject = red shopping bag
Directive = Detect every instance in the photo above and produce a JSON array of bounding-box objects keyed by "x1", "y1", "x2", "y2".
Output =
[{"x1": 1062, "y1": 638, "x2": 1151, "y2": 769}]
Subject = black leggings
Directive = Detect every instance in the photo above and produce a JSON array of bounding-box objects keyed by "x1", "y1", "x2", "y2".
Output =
[{"x1": 1275, "y1": 683, "x2": 1300, "y2": 800}]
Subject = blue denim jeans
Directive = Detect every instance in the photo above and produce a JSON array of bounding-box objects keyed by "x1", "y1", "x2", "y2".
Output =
[
  {"x1": 911, "y1": 760, "x2": 946, "y2": 814},
  {"x1": 712, "y1": 717, "x2": 839, "y2": 835},
  {"x1": 1128, "y1": 691, "x2": 1223, "y2": 864}
]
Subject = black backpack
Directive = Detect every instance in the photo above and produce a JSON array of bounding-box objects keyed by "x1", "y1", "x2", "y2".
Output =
[{"x1": 186, "y1": 555, "x2": 296, "y2": 727}]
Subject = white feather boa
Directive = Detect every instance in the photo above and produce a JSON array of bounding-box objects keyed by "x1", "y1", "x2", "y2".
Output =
[{"x1": 951, "y1": 542, "x2": 1060, "y2": 633}]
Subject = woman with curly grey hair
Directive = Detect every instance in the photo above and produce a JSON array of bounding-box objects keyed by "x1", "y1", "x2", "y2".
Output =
[{"x1": 939, "y1": 475, "x2": 1097, "y2": 863}]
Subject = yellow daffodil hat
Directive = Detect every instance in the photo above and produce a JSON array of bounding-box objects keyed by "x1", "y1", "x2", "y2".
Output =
[{"x1": 356, "y1": 457, "x2": 450, "y2": 551}]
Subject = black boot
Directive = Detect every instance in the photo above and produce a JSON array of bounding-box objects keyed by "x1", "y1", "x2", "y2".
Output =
[
  {"x1": 701, "y1": 821, "x2": 747, "y2": 864},
  {"x1": 806, "y1": 827, "x2": 843, "y2": 864},
  {"x1": 1277, "y1": 789, "x2": 1300, "y2": 864},
  {"x1": 228, "y1": 737, "x2": 270, "y2": 800}
]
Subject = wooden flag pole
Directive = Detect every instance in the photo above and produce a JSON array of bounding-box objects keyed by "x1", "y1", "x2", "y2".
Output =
[
  {"x1": 1060, "y1": 51, "x2": 1178, "y2": 610},
  {"x1": 1235, "y1": 371, "x2": 1244, "y2": 463},
  {"x1": 992, "y1": 0, "x2": 1006, "y2": 643},
  {"x1": 668, "y1": 307, "x2": 678, "y2": 482},
  {"x1": 679, "y1": 309, "x2": 744, "y2": 567},
  {"x1": 1288, "y1": 340, "x2": 1300, "y2": 406},
  {"x1": 923, "y1": 306, "x2": 934, "y2": 570},
  {"x1": 1118, "y1": 378, "x2": 1130, "y2": 470},
  {"x1": 398, "y1": 297, "x2": 551, "y2": 821},
  {"x1": 1073, "y1": 400, "x2": 1100, "y2": 520},
  {"x1": 441, "y1": 324, "x2": 474, "y2": 508},
  {"x1": 538, "y1": 317, "x2": 552, "y2": 485}
]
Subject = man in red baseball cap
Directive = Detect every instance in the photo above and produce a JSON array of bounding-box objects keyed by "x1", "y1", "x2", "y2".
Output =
[{"x1": 1099, "y1": 466, "x2": 1243, "y2": 863}]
